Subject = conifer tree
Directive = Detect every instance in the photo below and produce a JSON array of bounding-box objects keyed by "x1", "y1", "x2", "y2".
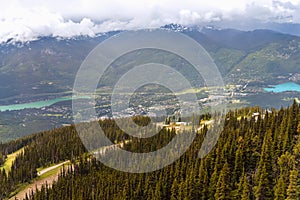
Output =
[
  {"x1": 170, "y1": 178, "x2": 179, "y2": 200},
  {"x1": 240, "y1": 174, "x2": 251, "y2": 200},
  {"x1": 286, "y1": 169, "x2": 299, "y2": 200},
  {"x1": 215, "y1": 162, "x2": 231, "y2": 200},
  {"x1": 255, "y1": 130, "x2": 274, "y2": 199},
  {"x1": 255, "y1": 164, "x2": 273, "y2": 200},
  {"x1": 275, "y1": 176, "x2": 286, "y2": 200},
  {"x1": 275, "y1": 152, "x2": 296, "y2": 200}
]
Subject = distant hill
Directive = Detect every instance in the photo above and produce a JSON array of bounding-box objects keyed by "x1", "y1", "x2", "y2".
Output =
[
  {"x1": 184, "y1": 26, "x2": 300, "y2": 84},
  {"x1": 0, "y1": 26, "x2": 299, "y2": 101}
]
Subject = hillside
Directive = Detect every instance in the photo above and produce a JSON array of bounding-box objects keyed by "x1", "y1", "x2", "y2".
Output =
[
  {"x1": 184, "y1": 27, "x2": 300, "y2": 85},
  {"x1": 0, "y1": 104, "x2": 299, "y2": 199}
]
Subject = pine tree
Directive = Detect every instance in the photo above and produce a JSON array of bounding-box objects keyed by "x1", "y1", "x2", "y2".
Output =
[
  {"x1": 215, "y1": 162, "x2": 231, "y2": 200},
  {"x1": 275, "y1": 152, "x2": 296, "y2": 200},
  {"x1": 233, "y1": 140, "x2": 244, "y2": 183},
  {"x1": 198, "y1": 159, "x2": 209, "y2": 200},
  {"x1": 275, "y1": 176, "x2": 286, "y2": 200},
  {"x1": 286, "y1": 169, "x2": 299, "y2": 200},
  {"x1": 255, "y1": 164, "x2": 274, "y2": 200},
  {"x1": 209, "y1": 165, "x2": 219, "y2": 199},
  {"x1": 255, "y1": 130, "x2": 274, "y2": 199},
  {"x1": 241, "y1": 174, "x2": 251, "y2": 200},
  {"x1": 170, "y1": 178, "x2": 179, "y2": 200}
]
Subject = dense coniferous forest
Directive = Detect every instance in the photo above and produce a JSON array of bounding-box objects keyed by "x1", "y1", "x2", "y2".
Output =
[
  {"x1": 1, "y1": 103, "x2": 300, "y2": 199},
  {"x1": 0, "y1": 125, "x2": 87, "y2": 199}
]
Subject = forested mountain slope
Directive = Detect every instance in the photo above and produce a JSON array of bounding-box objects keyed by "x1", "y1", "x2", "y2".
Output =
[{"x1": 0, "y1": 103, "x2": 300, "y2": 199}]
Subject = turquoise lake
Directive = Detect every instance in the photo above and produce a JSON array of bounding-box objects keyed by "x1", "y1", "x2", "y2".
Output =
[
  {"x1": 264, "y1": 82, "x2": 300, "y2": 93},
  {"x1": 0, "y1": 96, "x2": 90, "y2": 112}
]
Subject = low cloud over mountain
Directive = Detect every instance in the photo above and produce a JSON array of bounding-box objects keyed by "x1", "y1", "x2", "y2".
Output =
[{"x1": 1, "y1": 0, "x2": 300, "y2": 43}]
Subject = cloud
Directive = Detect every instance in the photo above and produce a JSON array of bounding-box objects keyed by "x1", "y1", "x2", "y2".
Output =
[{"x1": 0, "y1": 0, "x2": 299, "y2": 43}]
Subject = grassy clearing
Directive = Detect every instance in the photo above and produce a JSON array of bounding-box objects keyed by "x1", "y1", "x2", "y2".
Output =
[
  {"x1": 37, "y1": 164, "x2": 65, "y2": 180},
  {"x1": 0, "y1": 147, "x2": 25, "y2": 174},
  {"x1": 37, "y1": 160, "x2": 69, "y2": 173},
  {"x1": 37, "y1": 162, "x2": 60, "y2": 173}
]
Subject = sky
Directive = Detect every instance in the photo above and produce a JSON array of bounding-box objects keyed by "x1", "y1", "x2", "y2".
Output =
[{"x1": 0, "y1": 0, "x2": 300, "y2": 43}]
